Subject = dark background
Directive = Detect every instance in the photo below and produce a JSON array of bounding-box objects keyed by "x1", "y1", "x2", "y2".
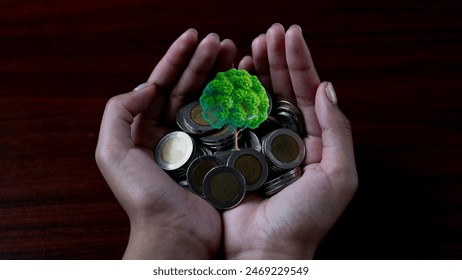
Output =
[{"x1": 1, "y1": 0, "x2": 461, "y2": 259}]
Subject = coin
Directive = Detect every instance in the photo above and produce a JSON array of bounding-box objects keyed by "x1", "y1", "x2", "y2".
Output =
[
  {"x1": 190, "y1": 101, "x2": 211, "y2": 126},
  {"x1": 203, "y1": 166, "x2": 246, "y2": 209},
  {"x1": 155, "y1": 131, "x2": 195, "y2": 171},
  {"x1": 177, "y1": 101, "x2": 216, "y2": 135},
  {"x1": 187, "y1": 155, "x2": 224, "y2": 197},
  {"x1": 227, "y1": 148, "x2": 268, "y2": 191},
  {"x1": 262, "y1": 128, "x2": 305, "y2": 171}
]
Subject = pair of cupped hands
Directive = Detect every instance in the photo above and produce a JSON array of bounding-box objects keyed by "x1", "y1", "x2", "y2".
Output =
[{"x1": 95, "y1": 23, "x2": 358, "y2": 259}]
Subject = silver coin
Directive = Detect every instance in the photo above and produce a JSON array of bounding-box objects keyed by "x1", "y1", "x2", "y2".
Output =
[
  {"x1": 187, "y1": 155, "x2": 224, "y2": 197},
  {"x1": 262, "y1": 128, "x2": 305, "y2": 171},
  {"x1": 155, "y1": 131, "x2": 195, "y2": 171},
  {"x1": 227, "y1": 148, "x2": 268, "y2": 192},
  {"x1": 203, "y1": 166, "x2": 246, "y2": 209}
]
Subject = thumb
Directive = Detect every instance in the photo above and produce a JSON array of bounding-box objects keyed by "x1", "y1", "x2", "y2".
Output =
[
  {"x1": 96, "y1": 82, "x2": 156, "y2": 164},
  {"x1": 315, "y1": 82, "x2": 357, "y2": 185}
]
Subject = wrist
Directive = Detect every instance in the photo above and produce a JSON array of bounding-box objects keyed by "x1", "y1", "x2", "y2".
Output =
[
  {"x1": 227, "y1": 237, "x2": 318, "y2": 260},
  {"x1": 123, "y1": 220, "x2": 214, "y2": 260}
]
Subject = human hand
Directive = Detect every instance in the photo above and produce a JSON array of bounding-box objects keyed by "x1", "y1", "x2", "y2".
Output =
[
  {"x1": 223, "y1": 24, "x2": 358, "y2": 259},
  {"x1": 95, "y1": 29, "x2": 236, "y2": 259}
]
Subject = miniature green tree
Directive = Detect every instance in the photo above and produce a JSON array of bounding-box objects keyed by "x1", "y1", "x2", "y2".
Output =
[{"x1": 200, "y1": 68, "x2": 269, "y2": 150}]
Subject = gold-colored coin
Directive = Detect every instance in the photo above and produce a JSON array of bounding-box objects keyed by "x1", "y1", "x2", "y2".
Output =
[
  {"x1": 271, "y1": 134, "x2": 299, "y2": 163},
  {"x1": 203, "y1": 166, "x2": 246, "y2": 209},
  {"x1": 187, "y1": 155, "x2": 223, "y2": 197},
  {"x1": 190, "y1": 102, "x2": 211, "y2": 126},
  {"x1": 227, "y1": 148, "x2": 268, "y2": 191},
  {"x1": 262, "y1": 128, "x2": 305, "y2": 170}
]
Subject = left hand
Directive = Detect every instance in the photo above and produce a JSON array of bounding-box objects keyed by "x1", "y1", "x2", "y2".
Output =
[{"x1": 95, "y1": 29, "x2": 236, "y2": 259}]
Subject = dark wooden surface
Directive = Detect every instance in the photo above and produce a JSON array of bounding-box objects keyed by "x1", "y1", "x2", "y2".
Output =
[{"x1": 1, "y1": 0, "x2": 461, "y2": 259}]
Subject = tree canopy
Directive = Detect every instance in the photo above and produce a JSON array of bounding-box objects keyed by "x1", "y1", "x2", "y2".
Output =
[{"x1": 200, "y1": 69, "x2": 269, "y2": 131}]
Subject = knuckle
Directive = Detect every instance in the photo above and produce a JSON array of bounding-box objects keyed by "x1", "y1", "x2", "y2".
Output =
[{"x1": 95, "y1": 143, "x2": 111, "y2": 169}]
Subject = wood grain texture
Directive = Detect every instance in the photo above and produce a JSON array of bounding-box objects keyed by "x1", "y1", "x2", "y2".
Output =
[{"x1": 1, "y1": 0, "x2": 461, "y2": 259}]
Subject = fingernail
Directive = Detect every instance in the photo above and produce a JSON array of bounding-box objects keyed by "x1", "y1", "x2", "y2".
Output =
[
  {"x1": 187, "y1": 28, "x2": 198, "y2": 35},
  {"x1": 290, "y1": 24, "x2": 302, "y2": 33},
  {"x1": 207, "y1": 32, "x2": 220, "y2": 41},
  {"x1": 326, "y1": 82, "x2": 338, "y2": 105},
  {"x1": 133, "y1": 81, "x2": 153, "y2": 91},
  {"x1": 270, "y1": 23, "x2": 285, "y2": 32}
]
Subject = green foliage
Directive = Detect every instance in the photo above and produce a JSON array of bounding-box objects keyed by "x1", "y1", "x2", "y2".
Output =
[{"x1": 200, "y1": 69, "x2": 269, "y2": 130}]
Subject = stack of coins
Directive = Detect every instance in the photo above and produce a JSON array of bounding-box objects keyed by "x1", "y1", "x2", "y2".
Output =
[
  {"x1": 155, "y1": 98, "x2": 306, "y2": 209},
  {"x1": 260, "y1": 167, "x2": 303, "y2": 197},
  {"x1": 198, "y1": 126, "x2": 239, "y2": 151},
  {"x1": 273, "y1": 100, "x2": 306, "y2": 136}
]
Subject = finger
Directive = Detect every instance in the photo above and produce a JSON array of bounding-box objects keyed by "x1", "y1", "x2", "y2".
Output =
[
  {"x1": 237, "y1": 55, "x2": 254, "y2": 72},
  {"x1": 286, "y1": 25, "x2": 320, "y2": 106},
  {"x1": 316, "y1": 82, "x2": 357, "y2": 187},
  {"x1": 285, "y1": 25, "x2": 321, "y2": 136},
  {"x1": 167, "y1": 33, "x2": 222, "y2": 121},
  {"x1": 131, "y1": 114, "x2": 172, "y2": 152},
  {"x1": 139, "y1": 29, "x2": 199, "y2": 122},
  {"x1": 251, "y1": 34, "x2": 272, "y2": 90},
  {"x1": 147, "y1": 28, "x2": 199, "y2": 87},
  {"x1": 266, "y1": 23, "x2": 295, "y2": 102},
  {"x1": 213, "y1": 39, "x2": 237, "y2": 73},
  {"x1": 96, "y1": 84, "x2": 156, "y2": 164}
]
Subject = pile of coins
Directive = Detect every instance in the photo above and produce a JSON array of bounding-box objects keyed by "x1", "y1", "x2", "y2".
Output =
[{"x1": 155, "y1": 98, "x2": 306, "y2": 209}]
